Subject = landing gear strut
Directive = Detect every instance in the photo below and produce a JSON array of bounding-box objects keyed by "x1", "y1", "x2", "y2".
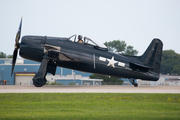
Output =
[
  {"x1": 129, "y1": 78, "x2": 138, "y2": 87},
  {"x1": 32, "y1": 55, "x2": 49, "y2": 87}
]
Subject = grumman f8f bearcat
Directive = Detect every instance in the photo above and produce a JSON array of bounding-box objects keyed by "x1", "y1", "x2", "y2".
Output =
[{"x1": 11, "y1": 18, "x2": 163, "y2": 87}]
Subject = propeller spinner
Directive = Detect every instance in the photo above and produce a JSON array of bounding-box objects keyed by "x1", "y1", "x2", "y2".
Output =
[{"x1": 11, "y1": 17, "x2": 22, "y2": 76}]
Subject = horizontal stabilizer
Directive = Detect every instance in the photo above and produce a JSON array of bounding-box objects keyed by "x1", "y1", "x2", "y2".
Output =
[
  {"x1": 130, "y1": 62, "x2": 153, "y2": 69},
  {"x1": 130, "y1": 62, "x2": 153, "y2": 72}
]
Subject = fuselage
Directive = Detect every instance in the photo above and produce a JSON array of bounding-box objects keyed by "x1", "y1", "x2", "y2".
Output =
[{"x1": 19, "y1": 35, "x2": 159, "y2": 81}]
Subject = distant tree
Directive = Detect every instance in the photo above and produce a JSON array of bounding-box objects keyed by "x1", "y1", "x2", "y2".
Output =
[
  {"x1": 0, "y1": 52, "x2": 6, "y2": 58},
  {"x1": 0, "y1": 52, "x2": 13, "y2": 58},
  {"x1": 104, "y1": 40, "x2": 127, "y2": 52},
  {"x1": 125, "y1": 45, "x2": 138, "y2": 56},
  {"x1": 171, "y1": 65, "x2": 180, "y2": 75},
  {"x1": 160, "y1": 50, "x2": 180, "y2": 75},
  {"x1": 7, "y1": 55, "x2": 13, "y2": 58},
  {"x1": 104, "y1": 40, "x2": 138, "y2": 56}
]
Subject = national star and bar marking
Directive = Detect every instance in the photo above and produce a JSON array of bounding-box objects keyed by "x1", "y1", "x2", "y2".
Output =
[
  {"x1": 99, "y1": 56, "x2": 125, "y2": 68},
  {"x1": 107, "y1": 56, "x2": 117, "y2": 68}
]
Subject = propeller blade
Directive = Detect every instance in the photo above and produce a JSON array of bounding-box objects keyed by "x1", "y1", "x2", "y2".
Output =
[
  {"x1": 11, "y1": 17, "x2": 22, "y2": 76},
  {"x1": 15, "y1": 17, "x2": 22, "y2": 48},
  {"x1": 11, "y1": 48, "x2": 18, "y2": 76}
]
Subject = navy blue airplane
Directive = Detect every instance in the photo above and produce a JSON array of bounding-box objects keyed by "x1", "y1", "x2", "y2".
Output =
[{"x1": 11, "y1": 18, "x2": 163, "y2": 87}]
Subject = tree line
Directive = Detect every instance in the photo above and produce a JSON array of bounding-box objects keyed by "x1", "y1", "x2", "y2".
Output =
[
  {"x1": 161, "y1": 50, "x2": 180, "y2": 75},
  {"x1": 0, "y1": 52, "x2": 13, "y2": 58}
]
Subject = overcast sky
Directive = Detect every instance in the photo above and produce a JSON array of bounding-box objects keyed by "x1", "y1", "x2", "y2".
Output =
[{"x1": 0, "y1": 0, "x2": 180, "y2": 56}]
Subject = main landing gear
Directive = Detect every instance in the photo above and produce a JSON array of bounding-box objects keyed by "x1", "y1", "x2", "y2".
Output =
[
  {"x1": 32, "y1": 55, "x2": 49, "y2": 87},
  {"x1": 129, "y1": 78, "x2": 138, "y2": 87},
  {"x1": 32, "y1": 53, "x2": 57, "y2": 87}
]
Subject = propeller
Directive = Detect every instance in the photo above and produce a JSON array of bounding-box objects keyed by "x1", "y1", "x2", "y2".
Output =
[{"x1": 11, "y1": 17, "x2": 22, "y2": 76}]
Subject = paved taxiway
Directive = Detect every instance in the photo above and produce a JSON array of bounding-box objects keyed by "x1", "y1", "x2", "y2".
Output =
[{"x1": 0, "y1": 85, "x2": 180, "y2": 93}]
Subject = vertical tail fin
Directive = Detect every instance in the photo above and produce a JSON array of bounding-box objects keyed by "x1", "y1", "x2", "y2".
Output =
[{"x1": 139, "y1": 38, "x2": 163, "y2": 74}]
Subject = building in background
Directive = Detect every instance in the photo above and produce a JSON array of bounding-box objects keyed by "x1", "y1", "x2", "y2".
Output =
[
  {"x1": 137, "y1": 75, "x2": 180, "y2": 86},
  {"x1": 0, "y1": 58, "x2": 102, "y2": 85},
  {"x1": 52, "y1": 76, "x2": 103, "y2": 85}
]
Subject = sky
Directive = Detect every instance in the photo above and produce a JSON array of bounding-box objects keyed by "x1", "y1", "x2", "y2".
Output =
[{"x1": 0, "y1": 0, "x2": 180, "y2": 56}]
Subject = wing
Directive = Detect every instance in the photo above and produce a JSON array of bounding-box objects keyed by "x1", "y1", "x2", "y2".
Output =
[{"x1": 130, "y1": 62, "x2": 153, "y2": 72}]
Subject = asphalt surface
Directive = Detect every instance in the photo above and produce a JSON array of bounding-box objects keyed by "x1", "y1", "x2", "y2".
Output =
[{"x1": 0, "y1": 85, "x2": 180, "y2": 93}]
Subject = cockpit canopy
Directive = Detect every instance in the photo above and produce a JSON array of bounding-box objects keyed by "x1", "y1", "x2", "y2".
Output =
[{"x1": 69, "y1": 34, "x2": 108, "y2": 51}]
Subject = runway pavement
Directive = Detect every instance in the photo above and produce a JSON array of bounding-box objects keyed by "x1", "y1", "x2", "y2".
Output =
[{"x1": 0, "y1": 85, "x2": 180, "y2": 93}]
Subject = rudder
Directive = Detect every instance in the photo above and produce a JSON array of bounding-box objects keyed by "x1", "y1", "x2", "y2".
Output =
[{"x1": 139, "y1": 39, "x2": 163, "y2": 74}]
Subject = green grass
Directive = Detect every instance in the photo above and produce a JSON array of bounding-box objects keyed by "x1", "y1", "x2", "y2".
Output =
[{"x1": 0, "y1": 93, "x2": 180, "y2": 120}]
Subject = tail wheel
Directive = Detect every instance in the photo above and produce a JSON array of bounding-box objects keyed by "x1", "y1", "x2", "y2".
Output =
[
  {"x1": 134, "y1": 83, "x2": 138, "y2": 87},
  {"x1": 129, "y1": 78, "x2": 138, "y2": 87}
]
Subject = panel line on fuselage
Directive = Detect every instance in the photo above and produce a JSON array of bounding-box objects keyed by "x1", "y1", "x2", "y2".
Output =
[{"x1": 93, "y1": 54, "x2": 96, "y2": 69}]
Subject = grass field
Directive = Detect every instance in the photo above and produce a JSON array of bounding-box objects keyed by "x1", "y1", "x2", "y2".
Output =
[{"x1": 0, "y1": 93, "x2": 180, "y2": 120}]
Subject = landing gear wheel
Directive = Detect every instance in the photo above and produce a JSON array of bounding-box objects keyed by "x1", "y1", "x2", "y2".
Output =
[
  {"x1": 134, "y1": 83, "x2": 138, "y2": 87},
  {"x1": 129, "y1": 78, "x2": 138, "y2": 87},
  {"x1": 33, "y1": 78, "x2": 47, "y2": 87},
  {"x1": 33, "y1": 81, "x2": 44, "y2": 87}
]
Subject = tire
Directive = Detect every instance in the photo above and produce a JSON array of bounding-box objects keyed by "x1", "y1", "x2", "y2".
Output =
[
  {"x1": 33, "y1": 81, "x2": 44, "y2": 87},
  {"x1": 134, "y1": 83, "x2": 138, "y2": 87}
]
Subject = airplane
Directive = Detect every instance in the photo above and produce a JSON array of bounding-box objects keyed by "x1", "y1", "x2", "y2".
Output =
[{"x1": 11, "y1": 18, "x2": 163, "y2": 87}]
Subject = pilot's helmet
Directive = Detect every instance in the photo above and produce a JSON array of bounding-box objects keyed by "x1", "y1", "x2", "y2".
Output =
[{"x1": 78, "y1": 35, "x2": 83, "y2": 40}]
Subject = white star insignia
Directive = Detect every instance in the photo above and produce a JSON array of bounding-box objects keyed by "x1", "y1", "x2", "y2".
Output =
[{"x1": 107, "y1": 56, "x2": 117, "y2": 68}]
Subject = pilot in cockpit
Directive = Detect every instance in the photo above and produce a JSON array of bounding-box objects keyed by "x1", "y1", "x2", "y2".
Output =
[{"x1": 77, "y1": 35, "x2": 83, "y2": 44}]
